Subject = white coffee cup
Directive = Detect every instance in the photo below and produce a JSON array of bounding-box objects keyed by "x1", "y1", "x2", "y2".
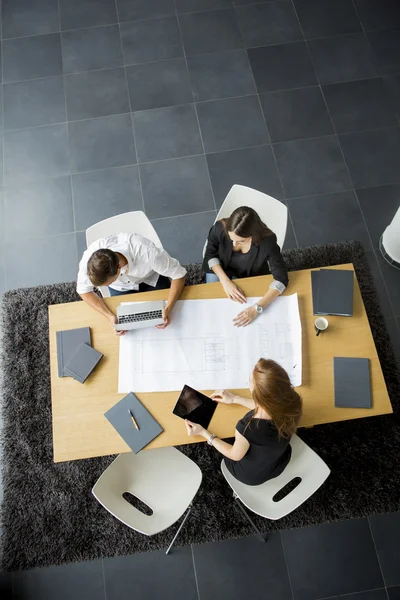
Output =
[{"x1": 315, "y1": 317, "x2": 328, "y2": 336}]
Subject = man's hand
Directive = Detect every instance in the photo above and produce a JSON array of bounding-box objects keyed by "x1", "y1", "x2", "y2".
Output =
[
  {"x1": 109, "y1": 314, "x2": 127, "y2": 336},
  {"x1": 221, "y1": 279, "x2": 247, "y2": 304},
  {"x1": 233, "y1": 306, "x2": 258, "y2": 327},
  {"x1": 156, "y1": 306, "x2": 171, "y2": 329}
]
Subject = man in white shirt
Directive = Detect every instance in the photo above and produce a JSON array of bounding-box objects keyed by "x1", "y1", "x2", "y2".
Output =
[{"x1": 77, "y1": 233, "x2": 186, "y2": 335}]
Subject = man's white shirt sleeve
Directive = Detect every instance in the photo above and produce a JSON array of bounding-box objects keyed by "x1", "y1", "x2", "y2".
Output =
[{"x1": 149, "y1": 247, "x2": 187, "y2": 280}]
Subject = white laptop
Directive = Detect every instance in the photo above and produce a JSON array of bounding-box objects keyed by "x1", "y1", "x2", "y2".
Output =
[{"x1": 114, "y1": 301, "x2": 165, "y2": 331}]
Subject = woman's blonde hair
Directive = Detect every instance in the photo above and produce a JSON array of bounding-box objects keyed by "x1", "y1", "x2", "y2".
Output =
[{"x1": 251, "y1": 358, "x2": 302, "y2": 438}]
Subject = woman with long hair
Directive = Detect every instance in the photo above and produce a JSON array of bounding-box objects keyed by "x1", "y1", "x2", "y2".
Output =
[
  {"x1": 203, "y1": 206, "x2": 288, "y2": 327},
  {"x1": 185, "y1": 359, "x2": 302, "y2": 486}
]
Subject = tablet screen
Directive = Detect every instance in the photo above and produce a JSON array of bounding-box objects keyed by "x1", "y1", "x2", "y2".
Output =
[{"x1": 173, "y1": 385, "x2": 217, "y2": 429}]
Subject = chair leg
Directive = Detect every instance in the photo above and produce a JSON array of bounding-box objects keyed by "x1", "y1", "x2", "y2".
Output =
[
  {"x1": 165, "y1": 504, "x2": 193, "y2": 555},
  {"x1": 233, "y1": 494, "x2": 266, "y2": 543}
]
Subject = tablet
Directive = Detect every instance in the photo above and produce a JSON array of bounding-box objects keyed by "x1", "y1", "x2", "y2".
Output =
[{"x1": 173, "y1": 385, "x2": 217, "y2": 429}]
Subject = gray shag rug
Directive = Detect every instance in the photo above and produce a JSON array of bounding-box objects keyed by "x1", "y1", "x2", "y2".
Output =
[{"x1": 1, "y1": 241, "x2": 399, "y2": 571}]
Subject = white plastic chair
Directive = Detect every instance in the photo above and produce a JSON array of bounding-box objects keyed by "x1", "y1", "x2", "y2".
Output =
[
  {"x1": 203, "y1": 185, "x2": 288, "y2": 257},
  {"x1": 85, "y1": 211, "x2": 163, "y2": 298},
  {"x1": 221, "y1": 435, "x2": 330, "y2": 541},
  {"x1": 92, "y1": 447, "x2": 202, "y2": 554}
]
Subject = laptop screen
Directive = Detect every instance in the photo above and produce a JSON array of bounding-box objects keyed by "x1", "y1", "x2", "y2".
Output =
[{"x1": 173, "y1": 385, "x2": 217, "y2": 429}]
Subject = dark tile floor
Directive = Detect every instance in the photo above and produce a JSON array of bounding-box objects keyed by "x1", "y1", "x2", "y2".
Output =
[{"x1": 0, "y1": 0, "x2": 399, "y2": 598}]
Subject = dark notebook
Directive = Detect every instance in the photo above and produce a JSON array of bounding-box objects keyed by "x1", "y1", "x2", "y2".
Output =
[
  {"x1": 64, "y1": 343, "x2": 103, "y2": 384},
  {"x1": 316, "y1": 269, "x2": 354, "y2": 316},
  {"x1": 105, "y1": 392, "x2": 163, "y2": 454},
  {"x1": 56, "y1": 327, "x2": 91, "y2": 377},
  {"x1": 334, "y1": 357, "x2": 372, "y2": 408},
  {"x1": 311, "y1": 270, "x2": 328, "y2": 316}
]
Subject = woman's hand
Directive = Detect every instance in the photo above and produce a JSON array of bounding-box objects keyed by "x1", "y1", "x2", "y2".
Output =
[
  {"x1": 221, "y1": 279, "x2": 247, "y2": 304},
  {"x1": 233, "y1": 306, "x2": 258, "y2": 327},
  {"x1": 211, "y1": 389, "x2": 236, "y2": 404},
  {"x1": 185, "y1": 419, "x2": 206, "y2": 437}
]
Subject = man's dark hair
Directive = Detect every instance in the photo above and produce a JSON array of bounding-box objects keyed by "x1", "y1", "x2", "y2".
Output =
[{"x1": 87, "y1": 249, "x2": 119, "y2": 286}]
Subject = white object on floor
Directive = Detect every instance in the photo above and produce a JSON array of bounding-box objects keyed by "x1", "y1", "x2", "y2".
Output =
[
  {"x1": 221, "y1": 434, "x2": 330, "y2": 522},
  {"x1": 85, "y1": 211, "x2": 163, "y2": 298},
  {"x1": 92, "y1": 447, "x2": 202, "y2": 554},
  {"x1": 380, "y1": 206, "x2": 400, "y2": 270},
  {"x1": 118, "y1": 294, "x2": 302, "y2": 392},
  {"x1": 203, "y1": 185, "x2": 288, "y2": 257}
]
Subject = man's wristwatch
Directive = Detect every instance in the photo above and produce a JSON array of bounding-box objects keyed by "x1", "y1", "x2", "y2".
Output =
[{"x1": 254, "y1": 303, "x2": 263, "y2": 314}]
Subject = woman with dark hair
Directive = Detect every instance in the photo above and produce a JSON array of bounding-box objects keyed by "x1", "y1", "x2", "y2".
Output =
[
  {"x1": 203, "y1": 206, "x2": 288, "y2": 327},
  {"x1": 185, "y1": 359, "x2": 302, "y2": 485}
]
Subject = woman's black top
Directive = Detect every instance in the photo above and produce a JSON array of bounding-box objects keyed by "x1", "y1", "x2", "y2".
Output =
[
  {"x1": 224, "y1": 410, "x2": 292, "y2": 486},
  {"x1": 228, "y1": 249, "x2": 250, "y2": 278},
  {"x1": 203, "y1": 221, "x2": 288, "y2": 287}
]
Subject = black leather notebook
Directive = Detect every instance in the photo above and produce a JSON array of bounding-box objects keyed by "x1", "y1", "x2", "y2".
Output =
[
  {"x1": 56, "y1": 327, "x2": 91, "y2": 377},
  {"x1": 105, "y1": 392, "x2": 163, "y2": 454},
  {"x1": 316, "y1": 269, "x2": 354, "y2": 316},
  {"x1": 64, "y1": 343, "x2": 103, "y2": 384},
  {"x1": 334, "y1": 357, "x2": 372, "y2": 408}
]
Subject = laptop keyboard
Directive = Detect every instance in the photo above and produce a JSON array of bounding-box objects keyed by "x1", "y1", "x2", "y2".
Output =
[{"x1": 119, "y1": 310, "x2": 163, "y2": 324}]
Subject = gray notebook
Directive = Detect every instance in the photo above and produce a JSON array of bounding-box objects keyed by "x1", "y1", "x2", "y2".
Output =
[
  {"x1": 64, "y1": 343, "x2": 103, "y2": 384},
  {"x1": 56, "y1": 327, "x2": 91, "y2": 377},
  {"x1": 311, "y1": 270, "x2": 328, "y2": 316},
  {"x1": 334, "y1": 357, "x2": 372, "y2": 408},
  {"x1": 105, "y1": 392, "x2": 163, "y2": 454},
  {"x1": 317, "y1": 269, "x2": 354, "y2": 316}
]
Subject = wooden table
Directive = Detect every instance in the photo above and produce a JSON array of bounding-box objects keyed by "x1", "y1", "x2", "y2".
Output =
[{"x1": 49, "y1": 264, "x2": 392, "y2": 462}]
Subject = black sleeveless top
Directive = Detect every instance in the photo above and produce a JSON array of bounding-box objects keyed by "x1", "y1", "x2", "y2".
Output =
[{"x1": 224, "y1": 410, "x2": 292, "y2": 486}]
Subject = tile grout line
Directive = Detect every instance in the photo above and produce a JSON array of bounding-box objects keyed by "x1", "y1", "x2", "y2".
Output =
[
  {"x1": 316, "y1": 586, "x2": 388, "y2": 600},
  {"x1": 350, "y1": 0, "x2": 383, "y2": 79},
  {"x1": 152, "y1": 208, "x2": 217, "y2": 223},
  {"x1": 101, "y1": 558, "x2": 108, "y2": 600},
  {"x1": 279, "y1": 532, "x2": 296, "y2": 600},
  {"x1": 367, "y1": 517, "x2": 389, "y2": 592},
  {"x1": 190, "y1": 544, "x2": 201, "y2": 600},
  {"x1": 174, "y1": 0, "x2": 218, "y2": 212},
  {"x1": 57, "y1": 0, "x2": 78, "y2": 262},
  {"x1": 113, "y1": 0, "x2": 146, "y2": 215},
  {"x1": 1, "y1": 69, "x2": 391, "y2": 93},
  {"x1": 3, "y1": 106, "x2": 399, "y2": 139},
  {"x1": 239, "y1": 11, "x2": 300, "y2": 249},
  {"x1": 291, "y1": 0, "x2": 378, "y2": 254},
  {"x1": 2, "y1": 16, "x2": 399, "y2": 45},
  {"x1": 1, "y1": 208, "x2": 217, "y2": 251}
]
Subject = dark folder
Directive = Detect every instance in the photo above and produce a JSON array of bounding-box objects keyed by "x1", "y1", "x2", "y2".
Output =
[
  {"x1": 64, "y1": 343, "x2": 103, "y2": 384},
  {"x1": 311, "y1": 270, "x2": 328, "y2": 315},
  {"x1": 334, "y1": 357, "x2": 372, "y2": 409},
  {"x1": 105, "y1": 392, "x2": 163, "y2": 454},
  {"x1": 56, "y1": 327, "x2": 91, "y2": 377},
  {"x1": 316, "y1": 269, "x2": 354, "y2": 316}
]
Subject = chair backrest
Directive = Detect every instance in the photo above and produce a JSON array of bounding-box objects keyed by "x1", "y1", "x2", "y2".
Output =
[
  {"x1": 216, "y1": 185, "x2": 288, "y2": 249},
  {"x1": 86, "y1": 211, "x2": 163, "y2": 249},
  {"x1": 221, "y1": 434, "x2": 330, "y2": 520},
  {"x1": 92, "y1": 447, "x2": 202, "y2": 536},
  {"x1": 85, "y1": 211, "x2": 163, "y2": 298}
]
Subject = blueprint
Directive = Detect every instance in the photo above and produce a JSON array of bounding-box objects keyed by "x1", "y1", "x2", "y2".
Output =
[{"x1": 118, "y1": 294, "x2": 302, "y2": 393}]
